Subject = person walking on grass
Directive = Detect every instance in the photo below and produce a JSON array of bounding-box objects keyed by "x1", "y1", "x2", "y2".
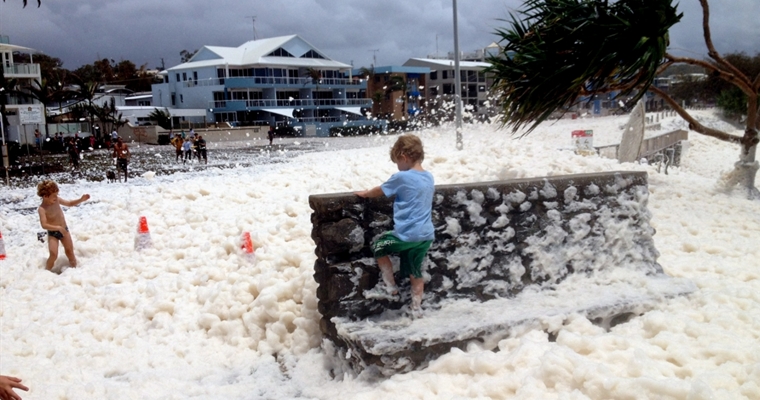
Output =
[
  {"x1": 355, "y1": 134, "x2": 435, "y2": 317},
  {"x1": 37, "y1": 180, "x2": 90, "y2": 273}
]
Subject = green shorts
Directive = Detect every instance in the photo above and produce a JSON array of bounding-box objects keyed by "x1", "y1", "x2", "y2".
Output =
[{"x1": 371, "y1": 232, "x2": 432, "y2": 279}]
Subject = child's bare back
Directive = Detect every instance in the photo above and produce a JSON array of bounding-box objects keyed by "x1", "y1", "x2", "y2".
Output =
[{"x1": 36, "y1": 180, "x2": 90, "y2": 272}]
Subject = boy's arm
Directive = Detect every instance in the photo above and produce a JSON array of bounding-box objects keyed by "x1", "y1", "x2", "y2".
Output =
[
  {"x1": 59, "y1": 194, "x2": 91, "y2": 207},
  {"x1": 355, "y1": 186, "x2": 384, "y2": 198}
]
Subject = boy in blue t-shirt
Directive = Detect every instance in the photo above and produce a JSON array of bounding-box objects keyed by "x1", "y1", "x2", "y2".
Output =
[{"x1": 356, "y1": 134, "x2": 435, "y2": 315}]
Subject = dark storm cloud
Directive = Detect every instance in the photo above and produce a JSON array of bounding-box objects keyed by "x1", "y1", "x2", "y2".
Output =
[{"x1": 0, "y1": 0, "x2": 757, "y2": 71}]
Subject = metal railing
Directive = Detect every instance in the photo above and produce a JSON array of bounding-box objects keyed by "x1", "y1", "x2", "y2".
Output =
[
  {"x1": 595, "y1": 129, "x2": 688, "y2": 161},
  {"x1": 186, "y1": 76, "x2": 362, "y2": 88},
  {"x1": 210, "y1": 98, "x2": 372, "y2": 109},
  {"x1": 2, "y1": 63, "x2": 40, "y2": 76}
]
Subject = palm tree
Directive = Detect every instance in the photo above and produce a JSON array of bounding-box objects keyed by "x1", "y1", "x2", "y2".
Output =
[
  {"x1": 358, "y1": 67, "x2": 375, "y2": 81},
  {"x1": 487, "y1": 0, "x2": 760, "y2": 197},
  {"x1": 371, "y1": 90, "x2": 384, "y2": 117},
  {"x1": 148, "y1": 108, "x2": 172, "y2": 130},
  {"x1": 69, "y1": 75, "x2": 100, "y2": 135}
]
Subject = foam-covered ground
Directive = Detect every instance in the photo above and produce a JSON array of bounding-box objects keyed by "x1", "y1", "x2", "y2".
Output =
[{"x1": 1, "y1": 110, "x2": 759, "y2": 399}]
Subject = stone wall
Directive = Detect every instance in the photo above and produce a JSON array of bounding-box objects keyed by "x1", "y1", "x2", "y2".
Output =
[{"x1": 309, "y1": 171, "x2": 693, "y2": 374}]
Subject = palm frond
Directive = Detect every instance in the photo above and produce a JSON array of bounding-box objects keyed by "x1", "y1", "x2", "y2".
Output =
[{"x1": 486, "y1": 0, "x2": 682, "y2": 135}]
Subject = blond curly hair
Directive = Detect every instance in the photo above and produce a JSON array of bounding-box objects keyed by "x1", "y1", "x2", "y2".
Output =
[
  {"x1": 37, "y1": 180, "x2": 59, "y2": 198},
  {"x1": 390, "y1": 134, "x2": 425, "y2": 163}
]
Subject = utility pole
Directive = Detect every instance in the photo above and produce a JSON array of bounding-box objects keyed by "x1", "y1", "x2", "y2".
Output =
[
  {"x1": 246, "y1": 16, "x2": 258, "y2": 40},
  {"x1": 452, "y1": 0, "x2": 463, "y2": 150},
  {"x1": 368, "y1": 49, "x2": 379, "y2": 68}
]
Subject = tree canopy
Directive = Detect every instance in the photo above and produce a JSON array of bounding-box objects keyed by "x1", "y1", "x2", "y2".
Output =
[
  {"x1": 486, "y1": 0, "x2": 760, "y2": 196},
  {"x1": 487, "y1": 0, "x2": 682, "y2": 135}
]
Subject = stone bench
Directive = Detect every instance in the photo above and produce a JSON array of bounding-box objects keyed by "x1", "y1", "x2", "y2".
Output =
[{"x1": 309, "y1": 171, "x2": 695, "y2": 375}]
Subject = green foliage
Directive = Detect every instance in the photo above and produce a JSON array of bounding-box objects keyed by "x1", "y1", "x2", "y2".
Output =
[
  {"x1": 717, "y1": 87, "x2": 747, "y2": 118},
  {"x1": 487, "y1": 0, "x2": 682, "y2": 134},
  {"x1": 180, "y1": 49, "x2": 198, "y2": 63},
  {"x1": 148, "y1": 108, "x2": 172, "y2": 130}
]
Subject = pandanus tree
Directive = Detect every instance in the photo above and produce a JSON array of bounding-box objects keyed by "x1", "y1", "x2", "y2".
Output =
[{"x1": 487, "y1": 0, "x2": 760, "y2": 197}]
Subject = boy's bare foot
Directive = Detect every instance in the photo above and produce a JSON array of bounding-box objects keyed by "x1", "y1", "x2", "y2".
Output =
[{"x1": 363, "y1": 282, "x2": 399, "y2": 300}]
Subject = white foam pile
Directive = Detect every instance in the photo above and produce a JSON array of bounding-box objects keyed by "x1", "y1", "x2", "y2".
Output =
[{"x1": 1, "y1": 109, "x2": 759, "y2": 399}]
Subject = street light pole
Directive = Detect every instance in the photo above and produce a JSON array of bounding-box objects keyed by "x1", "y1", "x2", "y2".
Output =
[
  {"x1": 452, "y1": 0, "x2": 463, "y2": 150},
  {"x1": 1, "y1": 111, "x2": 9, "y2": 186}
]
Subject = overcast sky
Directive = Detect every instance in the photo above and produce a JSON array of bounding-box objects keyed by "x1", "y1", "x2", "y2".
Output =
[{"x1": 1, "y1": 0, "x2": 758, "y2": 71}]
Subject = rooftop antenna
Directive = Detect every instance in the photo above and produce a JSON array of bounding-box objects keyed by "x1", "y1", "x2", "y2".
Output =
[
  {"x1": 368, "y1": 49, "x2": 379, "y2": 68},
  {"x1": 246, "y1": 16, "x2": 258, "y2": 40}
]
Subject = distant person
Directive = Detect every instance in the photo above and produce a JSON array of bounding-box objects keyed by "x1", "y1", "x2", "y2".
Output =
[
  {"x1": 112, "y1": 137, "x2": 130, "y2": 182},
  {"x1": 67, "y1": 138, "x2": 80, "y2": 169},
  {"x1": 34, "y1": 128, "x2": 41, "y2": 149},
  {"x1": 171, "y1": 133, "x2": 183, "y2": 162},
  {"x1": 37, "y1": 180, "x2": 90, "y2": 272},
  {"x1": 0, "y1": 375, "x2": 28, "y2": 400},
  {"x1": 196, "y1": 135, "x2": 207, "y2": 164},
  {"x1": 355, "y1": 134, "x2": 435, "y2": 317},
  {"x1": 267, "y1": 125, "x2": 275, "y2": 146},
  {"x1": 182, "y1": 137, "x2": 193, "y2": 163}
]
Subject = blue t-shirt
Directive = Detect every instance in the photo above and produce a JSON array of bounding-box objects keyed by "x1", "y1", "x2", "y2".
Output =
[{"x1": 381, "y1": 169, "x2": 435, "y2": 242}]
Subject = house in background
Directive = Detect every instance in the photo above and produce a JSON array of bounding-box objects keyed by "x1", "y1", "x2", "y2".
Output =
[
  {"x1": 355, "y1": 66, "x2": 430, "y2": 121},
  {"x1": 1, "y1": 34, "x2": 44, "y2": 143},
  {"x1": 403, "y1": 57, "x2": 494, "y2": 120},
  {"x1": 151, "y1": 34, "x2": 376, "y2": 136}
]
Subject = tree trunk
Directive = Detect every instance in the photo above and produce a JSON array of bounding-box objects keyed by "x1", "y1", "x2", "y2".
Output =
[{"x1": 721, "y1": 135, "x2": 760, "y2": 198}]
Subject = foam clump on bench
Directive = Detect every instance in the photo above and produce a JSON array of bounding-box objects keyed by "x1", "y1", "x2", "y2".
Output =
[{"x1": 309, "y1": 171, "x2": 695, "y2": 375}]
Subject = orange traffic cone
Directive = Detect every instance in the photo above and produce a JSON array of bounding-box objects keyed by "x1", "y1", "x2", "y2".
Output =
[
  {"x1": 135, "y1": 216, "x2": 152, "y2": 250},
  {"x1": 241, "y1": 232, "x2": 255, "y2": 254},
  {"x1": 0, "y1": 231, "x2": 6, "y2": 260}
]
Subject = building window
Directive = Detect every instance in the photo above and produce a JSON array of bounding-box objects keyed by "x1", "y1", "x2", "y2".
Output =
[
  {"x1": 182, "y1": 72, "x2": 187, "y2": 81},
  {"x1": 193, "y1": 71, "x2": 198, "y2": 82},
  {"x1": 443, "y1": 84, "x2": 453, "y2": 95},
  {"x1": 267, "y1": 48, "x2": 295, "y2": 57},
  {"x1": 467, "y1": 84, "x2": 477, "y2": 98},
  {"x1": 171, "y1": 94, "x2": 176, "y2": 106},
  {"x1": 301, "y1": 50, "x2": 325, "y2": 59},
  {"x1": 442, "y1": 70, "x2": 448, "y2": 79},
  {"x1": 175, "y1": 73, "x2": 180, "y2": 82},
  {"x1": 430, "y1": 71, "x2": 438, "y2": 80},
  {"x1": 180, "y1": 94, "x2": 184, "y2": 103}
]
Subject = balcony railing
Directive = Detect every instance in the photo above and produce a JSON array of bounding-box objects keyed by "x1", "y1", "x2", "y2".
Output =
[
  {"x1": 2, "y1": 63, "x2": 40, "y2": 76},
  {"x1": 210, "y1": 98, "x2": 372, "y2": 109},
  {"x1": 186, "y1": 76, "x2": 363, "y2": 88}
]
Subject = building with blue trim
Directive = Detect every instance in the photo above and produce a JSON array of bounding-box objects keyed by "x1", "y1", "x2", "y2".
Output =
[{"x1": 151, "y1": 35, "x2": 377, "y2": 136}]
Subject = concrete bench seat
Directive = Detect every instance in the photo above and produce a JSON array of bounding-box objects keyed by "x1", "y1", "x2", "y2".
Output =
[
  {"x1": 309, "y1": 171, "x2": 696, "y2": 375},
  {"x1": 333, "y1": 273, "x2": 695, "y2": 374}
]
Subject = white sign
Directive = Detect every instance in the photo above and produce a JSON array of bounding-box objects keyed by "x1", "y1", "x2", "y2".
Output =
[
  {"x1": 572, "y1": 129, "x2": 594, "y2": 151},
  {"x1": 19, "y1": 106, "x2": 44, "y2": 124}
]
